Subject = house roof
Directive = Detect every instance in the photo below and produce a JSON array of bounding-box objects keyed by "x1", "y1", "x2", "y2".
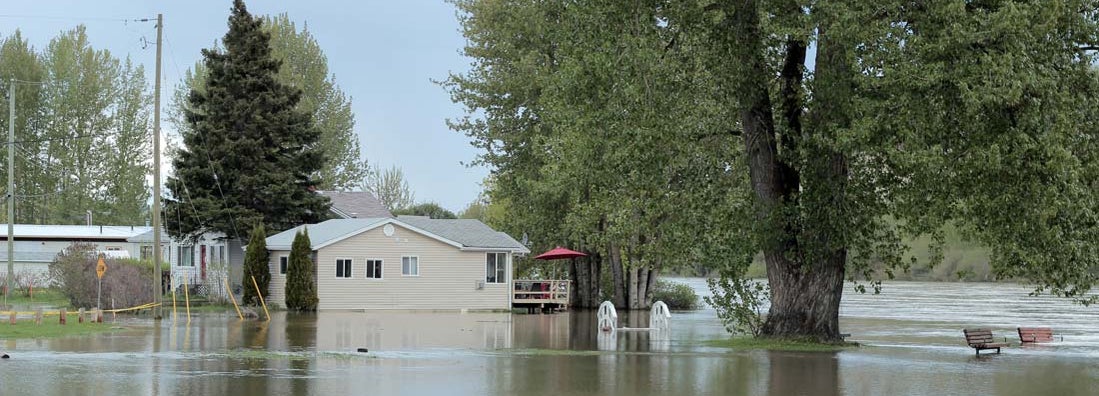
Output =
[
  {"x1": 264, "y1": 217, "x2": 529, "y2": 253},
  {"x1": 0, "y1": 224, "x2": 152, "y2": 240},
  {"x1": 317, "y1": 190, "x2": 393, "y2": 219}
]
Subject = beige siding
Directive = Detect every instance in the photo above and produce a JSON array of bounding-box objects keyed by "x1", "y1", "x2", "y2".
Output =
[
  {"x1": 311, "y1": 224, "x2": 513, "y2": 310},
  {"x1": 268, "y1": 250, "x2": 291, "y2": 308}
]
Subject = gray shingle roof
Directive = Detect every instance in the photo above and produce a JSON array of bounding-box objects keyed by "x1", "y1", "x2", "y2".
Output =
[
  {"x1": 396, "y1": 216, "x2": 528, "y2": 251},
  {"x1": 263, "y1": 217, "x2": 528, "y2": 253},
  {"x1": 317, "y1": 191, "x2": 393, "y2": 219},
  {"x1": 265, "y1": 218, "x2": 389, "y2": 250}
]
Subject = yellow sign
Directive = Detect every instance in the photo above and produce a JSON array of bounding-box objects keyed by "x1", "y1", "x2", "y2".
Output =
[{"x1": 96, "y1": 256, "x2": 107, "y2": 279}]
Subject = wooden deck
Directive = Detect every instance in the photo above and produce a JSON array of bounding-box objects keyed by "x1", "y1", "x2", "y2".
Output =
[{"x1": 513, "y1": 280, "x2": 570, "y2": 313}]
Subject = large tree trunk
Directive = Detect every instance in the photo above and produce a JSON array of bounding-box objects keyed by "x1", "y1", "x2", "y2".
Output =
[
  {"x1": 725, "y1": 0, "x2": 850, "y2": 342},
  {"x1": 569, "y1": 250, "x2": 602, "y2": 308},
  {"x1": 609, "y1": 243, "x2": 627, "y2": 308}
]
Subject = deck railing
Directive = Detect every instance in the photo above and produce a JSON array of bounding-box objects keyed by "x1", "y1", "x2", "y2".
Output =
[{"x1": 513, "y1": 280, "x2": 570, "y2": 305}]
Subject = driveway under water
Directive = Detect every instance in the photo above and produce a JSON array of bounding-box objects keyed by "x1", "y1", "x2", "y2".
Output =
[{"x1": 1, "y1": 279, "x2": 1097, "y2": 395}]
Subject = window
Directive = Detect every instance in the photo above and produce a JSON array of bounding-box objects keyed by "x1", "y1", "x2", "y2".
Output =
[
  {"x1": 140, "y1": 245, "x2": 153, "y2": 261},
  {"x1": 336, "y1": 258, "x2": 353, "y2": 278},
  {"x1": 279, "y1": 256, "x2": 289, "y2": 274},
  {"x1": 178, "y1": 245, "x2": 193, "y2": 267},
  {"x1": 401, "y1": 256, "x2": 419, "y2": 276},
  {"x1": 212, "y1": 245, "x2": 225, "y2": 265},
  {"x1": 486, "y1": 253, "x2": 507, "y2": 284},
  {"x1": 366, "y1": 259, "x2": 383, "y2": 279}
]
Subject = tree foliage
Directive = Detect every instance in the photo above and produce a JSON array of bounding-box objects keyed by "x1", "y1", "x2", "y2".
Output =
[
  {"x1": 0, "y1": 28, "x2": 150, "y2": 225},
  {"x1": 284, "y1": 228, "x2": 317, "y2": 311},
  {"x1": 363, "y1": 165, "x2": 415, "y2": 211},
  {"x1": 169, "y1": 13, "x2": 368, "y2": 192},
  {"x1": 446, "y1": 0, "x2": 1099, "y2": 339},
  {"x1": 49, "y1": 243, "x2": 153, "y2": 308},
  {"x1": 242, "y1": 223, "x2": 269, "y2": 305},
  {"x1": 165, "y1": 0, "x2": 330, "y2": 241},
  {"x1": 393, "y1": 202, "x2": 457, "y2": 219}
]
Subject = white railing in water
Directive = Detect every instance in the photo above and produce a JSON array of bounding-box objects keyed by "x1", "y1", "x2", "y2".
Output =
[{"x1": 512, "y1": 280, "x2": 570, "y2": 305}]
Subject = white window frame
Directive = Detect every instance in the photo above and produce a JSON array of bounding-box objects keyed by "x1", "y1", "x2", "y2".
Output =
[
  {"x1": 401, "y1": 256, "x2": 419, "y2": 277},
  {"x1": 178, "y1": 245, "x2": 193, "y2": 267},
  {"x1": 140, "y1": 245, "x2": 153, "y2": 261},
  {"x1": 485, "y1": 252, "x2": 507, "y2": 284},
  {"x1": 366, "y1": 259, "x2": 383, "y2": 280},
  {"x1": 335, "y1": 258, "x2": 353, "y2": 279},
  {"x1": 279, "y1": 255, "x2": 289, "y2": 275}
]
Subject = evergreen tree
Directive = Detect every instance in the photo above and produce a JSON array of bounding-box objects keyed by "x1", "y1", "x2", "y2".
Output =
[
  {"x1": 165, "y1": 0, "x2": 330, "y2": 241},
  {"x1": 284, "y1": 228, "x2": 317, "y2": 311},
  {"x1": 241, "y1": 223, "x2": 269, "y2": 306}
]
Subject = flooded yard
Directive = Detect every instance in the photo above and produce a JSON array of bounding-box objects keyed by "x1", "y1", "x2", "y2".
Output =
[{"x1": 2, "y1": 280, "x2": 1098, "y2": 395}]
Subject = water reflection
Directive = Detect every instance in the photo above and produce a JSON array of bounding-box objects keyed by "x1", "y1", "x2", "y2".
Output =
[{"x1": 2, "y1": 280, "x2": 1099, "y2": 395}]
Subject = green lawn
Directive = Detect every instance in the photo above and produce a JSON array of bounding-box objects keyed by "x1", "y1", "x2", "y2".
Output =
[
  {"x1": 0, "y1": 317, "x2": 131, "y2": 339},
  {"x1": 2, "y1": 288, "x2": 70, "y2": 307},
  {"x1": 704, "y1": 337, "x2": 857, "y2": 352}
]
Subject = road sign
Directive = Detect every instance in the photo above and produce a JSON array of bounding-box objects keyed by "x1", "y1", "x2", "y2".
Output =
[{"x1": 96, "y1": 256, "x2": 107, "y2": 279}]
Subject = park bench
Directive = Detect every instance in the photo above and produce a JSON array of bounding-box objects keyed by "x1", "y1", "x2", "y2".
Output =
[
  {"x1": 963, "y1": 328, "x2": 1008, "y2": 355},
  {"x1": 1018, "y1": 327, "x2": 1061, "y2": 344}
]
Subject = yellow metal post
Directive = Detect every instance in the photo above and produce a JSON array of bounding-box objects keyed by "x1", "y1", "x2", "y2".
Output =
[
  {"x1": 251, "y1": 276, "x2": 270, "y2": 321},
  {"x1": 182, "y1": 276, "x2": 191, "y2": 324},
  {"x1": 225, "y1": 278, "x2": 243, "y2": 320}
]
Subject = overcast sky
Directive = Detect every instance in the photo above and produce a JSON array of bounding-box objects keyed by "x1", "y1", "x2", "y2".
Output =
[{"x1": 0, "y1": 0, "x2": 486, "y2": 213}]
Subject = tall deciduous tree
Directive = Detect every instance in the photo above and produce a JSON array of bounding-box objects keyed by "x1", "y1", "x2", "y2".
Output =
[
  {"x1": 165, "y1": 0, "x2": 330, "y2": 241},
  {"x1": 363, "y1": 165, "x2": 415, "y2": 212},
  {"x1": 242, "y1": 223, "x2": 269, "y2": 306},
  {"x1": 447, "y1": 0, "x2": 1099, "y2": 341},
  {"x1": 1, "y1": 27, "x2": 150, "y2": 225},
  {"x1": 264, "y1": 14, "x2": 367, "y2": 191},
  {"x1": 284, "y1": 229, "x2": 317, "y2": 311}
]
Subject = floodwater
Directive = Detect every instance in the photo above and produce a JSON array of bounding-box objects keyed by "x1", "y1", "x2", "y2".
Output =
[{"x1": 1, "y1": 280, "x2": 1098, "y2": 395}]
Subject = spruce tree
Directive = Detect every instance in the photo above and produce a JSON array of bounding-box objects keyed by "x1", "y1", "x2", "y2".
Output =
[
  {"x1": 165, "y1": 0, "x2": 329, "y2": 241},
  {"x1": 284, "y1": 229, "x2": 317, "y2": 311},
  {"x1": 241, "y1": 223, "x2": 269, "y2": 306}
]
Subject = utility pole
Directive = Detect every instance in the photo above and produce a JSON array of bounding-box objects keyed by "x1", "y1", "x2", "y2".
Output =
[
  {"x1": 152, "y1": 14, "x2": 164, "y2": 320},
  {"x1": 6, "y1": 78, "x2": 14, "y2": 305}
]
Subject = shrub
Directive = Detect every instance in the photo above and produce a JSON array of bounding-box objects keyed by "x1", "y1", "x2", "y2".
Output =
[
  {"x1": 284, "y1": 229, "x2": 317, "y2": 311},
  {"x1": 705, "y1": 276, "x2": 769, "y2": 337},
  {"x1": 242, "y1": 223, "x2": 270, "y2": 306},
  {"x1": 48, "y1": 243, "x2": 153, "y2": 309},
  {"x1": 652, "y1": 279, "x2": 700, "y2": 310}
]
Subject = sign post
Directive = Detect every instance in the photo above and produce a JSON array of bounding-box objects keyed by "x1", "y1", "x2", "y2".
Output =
[{"x1": 96, "y1": 255, "x2": 107, "y2": 312}]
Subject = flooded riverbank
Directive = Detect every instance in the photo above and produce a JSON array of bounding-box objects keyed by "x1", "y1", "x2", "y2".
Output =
[{"x1": 1, "y1": 280, "x2": 1097, "y2": 395}]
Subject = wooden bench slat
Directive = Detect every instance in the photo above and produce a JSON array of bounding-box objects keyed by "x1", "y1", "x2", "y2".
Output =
[
  {"x1": 1018, "y1": 327, "x2": 1059, "y2": 343},
  {"x1": 963, "y1": 328, "x2": 1007, "y2": 355}
]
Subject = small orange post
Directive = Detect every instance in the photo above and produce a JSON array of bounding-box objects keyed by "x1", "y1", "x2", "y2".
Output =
[
  {"x1": 9, "y1": 311, "x2": 15, "y2": 325},
  {"x1": 59, "y1": 308, "x2": 66, "y2": 325}
]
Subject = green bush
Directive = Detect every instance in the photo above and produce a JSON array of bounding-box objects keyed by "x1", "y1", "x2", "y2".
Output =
[
  {"x1": 284, "y1": 229, "x2": 318, "y2": 311},
  {"x1": 242, "y1": 223, "x2": 270, "y2": 306},
  {"x1": 652, "y1": 279, "x2": 700, "y2": 310},
  {"x1": 705, "y1": 276, "x2": 768, "y2": 336}
]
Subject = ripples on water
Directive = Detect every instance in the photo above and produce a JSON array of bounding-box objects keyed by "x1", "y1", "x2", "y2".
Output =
[{"x1": 1, "y1": 279, "x2": 1097, "y2": 395}]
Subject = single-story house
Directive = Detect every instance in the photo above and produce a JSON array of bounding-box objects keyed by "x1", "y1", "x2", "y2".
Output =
[
  {"x1": 146, "y1": 190, "x2": 393, "y2": 297},
  {"x1": 0, "y1": 224, "x2": 152, "y2": 279},
  {"x1": 264, "y1": 216, "x2": 530, "y2": 310}
]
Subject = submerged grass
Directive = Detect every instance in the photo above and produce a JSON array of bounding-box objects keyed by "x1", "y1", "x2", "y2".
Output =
[
  {"x1": 704, "y1": 337, "x2": 856, "y2": 352},
  {"x1": 0, "y1": 319, "x2": 131, "y2": 339},
  {"x1": 216, "y1": 349, "x2": 374, "y2": 361}
]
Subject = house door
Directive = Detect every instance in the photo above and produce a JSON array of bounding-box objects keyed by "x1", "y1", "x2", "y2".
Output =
[{"x1": 200, "y1": 245, "x2": 207, "y2": 281}]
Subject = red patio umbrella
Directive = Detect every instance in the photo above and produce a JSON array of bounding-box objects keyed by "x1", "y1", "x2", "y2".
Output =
[
  {"x1": 534, "y1": 246, "x2": 587, "y2": 261},
  {"x1": 532, "y1": 247, "x2": 587, "y2": 302}
]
